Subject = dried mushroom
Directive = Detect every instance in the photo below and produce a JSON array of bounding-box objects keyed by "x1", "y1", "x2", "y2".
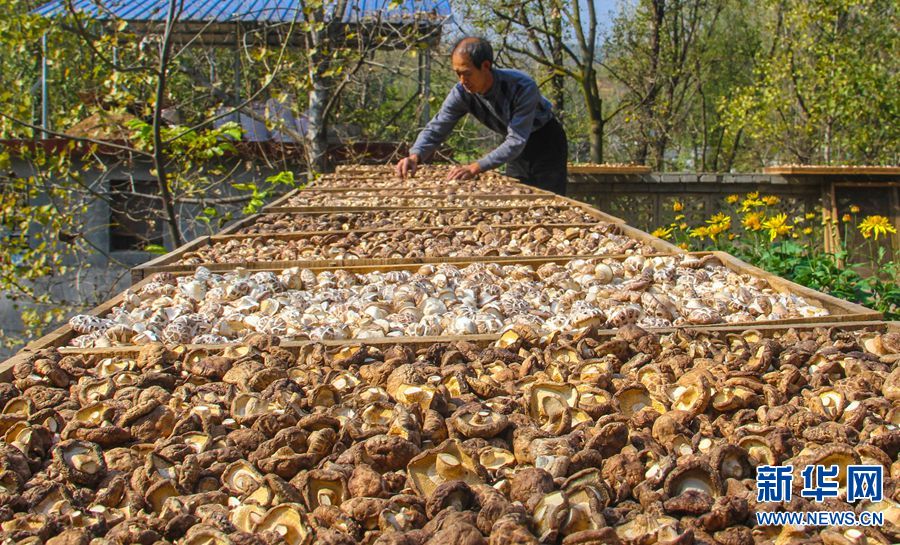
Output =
[
  {"x1": 53, "y1": 440, "x2": 107, "y2": 487},
  {"x1": 0, "y1": 300, "x2": 895, "y2": 545},
  {"x1": 408, "y1": 440, "x2": 484, "y2": 498},
  {"x1": 69, "y1": 255, "x2": 829, "y2": 348}
]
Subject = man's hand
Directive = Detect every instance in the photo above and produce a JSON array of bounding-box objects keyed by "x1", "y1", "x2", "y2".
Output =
[
  {"x1": 447, "y1": 162, "x2": 482, "y2": 181},
  {"x1": 396, "y1": 155, "x2": 419, "y2": 179}
]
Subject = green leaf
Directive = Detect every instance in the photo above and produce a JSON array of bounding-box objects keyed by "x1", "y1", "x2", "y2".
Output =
[
  {"x1": 266, "y1": 171, "x2": 295, "y2": 187},
  {"x1": 143, "y1": 244, "x2": 168, "y2": 255}
]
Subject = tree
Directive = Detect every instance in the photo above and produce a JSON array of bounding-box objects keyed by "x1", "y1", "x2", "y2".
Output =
[
  {"x1": 0, "y1": 1, "x2": 300, "y2": 350},
  {"x1": 288, "y1": 0, "x2": 446, "y2": 172},
  {"x1": 602, "y1": 0, "x2": 738, "y2": 169},
  {"x1": 0, "y1": 1, "x2": 448, "y2": 350},
  {"x1": 681, "y1": 0, "x2": 762, "y2": 170},
  {"x1": 721, "y1": 0, "x2": 899, "y2": 165}
]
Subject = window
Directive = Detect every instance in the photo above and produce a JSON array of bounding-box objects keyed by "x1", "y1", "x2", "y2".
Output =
[{"x1": 108, "y1": 178, "x2": 163, "y2": 251}]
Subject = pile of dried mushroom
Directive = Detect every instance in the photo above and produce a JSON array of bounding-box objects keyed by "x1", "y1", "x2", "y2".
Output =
[
  {"x1": 178, "y1": 224, "x2": 647, "y2": 265},
  {"x1": 294, "y1": 186, "x2": 538, "y2": 198},
  {"x1": 1, "y1": 325, "x2": 898, "y2": 544},
  {"x1": 68, "y1": 256, "x2": 828, "y2": 348},
  {"x1": 282, "y1": 195, "x2": 561, "y2": 208},
  {"x1": 310, "y1": 170, "x2": 521, "y2": 190},
  {"x1": 328, "y1": 165, "x2": 516, "y2": 181},
  {"x1": 232, "y1": 208, "x2": 599, "y2": 235}
]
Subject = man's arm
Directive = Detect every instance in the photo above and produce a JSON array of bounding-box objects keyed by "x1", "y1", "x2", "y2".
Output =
[
  {"x1": 409, "y1": 86, "x2": 469, "y2": 161},
  {"x1": 475, "y1": 81, "x2": 540, "y2": 172}
]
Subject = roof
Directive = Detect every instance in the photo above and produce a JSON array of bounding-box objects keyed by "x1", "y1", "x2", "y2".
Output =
[
  {"x1": 763, "y1": 165, "x2": 900, "y2": 176},
  {"x1": 34, "y1": 0, "x2": 451, "y2": 25}
]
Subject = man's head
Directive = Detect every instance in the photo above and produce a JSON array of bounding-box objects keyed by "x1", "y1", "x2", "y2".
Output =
[{"x1": 451, "y1": 37, "x2": 494, "y2": 95}]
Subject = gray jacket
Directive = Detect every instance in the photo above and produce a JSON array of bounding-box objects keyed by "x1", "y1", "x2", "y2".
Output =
[{"x1": 410, "y1": 68, "x2": 555, "y2": 171}]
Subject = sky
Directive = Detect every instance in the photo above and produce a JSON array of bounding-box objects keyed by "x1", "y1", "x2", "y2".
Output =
[
  {"x1": 448, "y1": 0, "x2": 628, "y2": 48},
  {"x1": 592, "y1": 0, "x2": 625, "y2": 36}
]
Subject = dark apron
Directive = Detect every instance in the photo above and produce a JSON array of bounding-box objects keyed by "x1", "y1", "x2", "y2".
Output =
[{"x1": 505, "y1": 117, "x2": 568, "y2": 195}]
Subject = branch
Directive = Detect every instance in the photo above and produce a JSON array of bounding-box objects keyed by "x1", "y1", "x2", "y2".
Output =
[
  {"x1": 602, "y1": 100, "x2": 631, "y2": 124},
  {"x1": 569, "y1": 0, "x2": 591, "y2": 59},
  {"x1": 151, "y1": 0, "x2": 184, "y2": 247},
  {"x1": 585, "y1": 0, "x2": 598, "y2": 62},
  {"x1": 597, "y1": 61, "x2": 645, "y2": 99},
  {"x1": 505, "y1": 43, "x2": 581, "y2": 81},
  {"x1": 109, "y1": 190, "x2": 263, "y2": 205},
  {"x1": 490, "y1": 7, "x2": 581, "y2": 65}
]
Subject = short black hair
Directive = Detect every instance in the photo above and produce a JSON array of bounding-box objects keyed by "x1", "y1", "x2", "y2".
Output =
[{"x1": 451, "y1": 37, "x2": 493, "y2": 68}]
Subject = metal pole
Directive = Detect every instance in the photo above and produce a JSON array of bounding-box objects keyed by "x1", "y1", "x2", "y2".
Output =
[
  {"x1": 423, "y1": 45, "x2": 431, "y2": 122},
  {"x1": 417, "y1": 47, "x2": 423, "y2": 97},
  {"x1": 233, "y1": 23, "x2": 241, "y2": 104},
  {"x1": 41, "y1": 32, "x2": 49, "y2": 139},
  {"x1": 112, "y1": 46, "x2": 118, "y2": 93}
]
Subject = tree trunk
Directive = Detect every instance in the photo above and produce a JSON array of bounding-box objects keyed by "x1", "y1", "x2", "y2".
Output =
[
  {"x1": 723, "y1": 126, "x2": 743, "y2": 172},
  {"x1": 710, "y1": 128, "x2": 724, "y2": 172},
  {"x1": 636, "y1": 140, "x2": 649, "y2": 165},
  {"x1": 589, "y1": 118, "x2": 603, "y2": 163},
  {"x1": 551, "y1": 14, "x2": 565, "y2": 115},
  {"x1": 654, "y1": 135, "x2": 667, "y2": 171},
  {"x1": 583, "y1": 77, "x2": 603, "y2": 163},
  {"x1": 306, "y1": 79, "x2": 329, "y2": 174},
  {"x1": 152, "y1": 0, "x2": 183, "y2": 248},
  {"x1": 552, "y1": 73, "x2": 565, "y2": 115}
]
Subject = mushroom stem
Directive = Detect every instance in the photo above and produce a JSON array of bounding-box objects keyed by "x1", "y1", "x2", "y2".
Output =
[{"x1": 436, "y1": 453, "x2": 464, "y2": 479}]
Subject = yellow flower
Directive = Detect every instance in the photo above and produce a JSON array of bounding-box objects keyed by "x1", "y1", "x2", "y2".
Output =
[
  {"x1": 728, "y1": 233, "x2": 737, "y2": 240},
  {"x1": 793, "y1": 215, "x2": 805, "y2": 224},
  {"x1": 762, "y1": 213, "x2": 793, "y2": 242},
  {"x1": 689, "y1": 226, "x2": 710, "y2": 239},
  {"x1": 805, "y1": 212, "x2": 816, "y2": 220},
  {"x1": 858, "y1": 215, "x2": 897, "y2": 240},
  {"x1": 762, "y1": 196, "x2": 780, "y2": 206},
  {"x1": 707, "y1": 212, "x2": 732, "y2": 226},
  {"x1": 739, "y1": 196, "x2": 765, "y2": 212},
  {"x1": 678, "y1": 242, "x2": 689, "y2": 250},
  {"x1": 842, "y1": 214, "x2": 852, "y2": 223},
  {"x1": 705, "y1": 213, "x2": 732, "y2": 241},
  {"x1": 651, "y1": 227, "x2": 673, "y2": 240},
  {"x1": 679, "y1": 223, "x2": 688, "y2": 230},
  {"x1": 726, "y1": 194, "x2": 739, "y2": 204},
  {"x1": 672, "y1": 200, "x2": 684, "y2": 212},
  {"x1": 675, "y1": 214, "x2": 686, "y2": 221},
  {"x1": 803, "y1": 227, "x2": 813, "y2": 235},
  {"x1": 746, "y1": 191, "x2": 759, "y2": 199},
  {"x1": 850, "y1": 205, "x2": 860, "y2": 214},
  {"x1": 742, "y1": 212, "x2": 763, "y2": 231}
]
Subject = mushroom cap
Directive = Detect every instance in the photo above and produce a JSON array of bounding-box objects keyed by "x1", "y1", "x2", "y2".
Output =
[
  {"x1": 663, "y1": 459, "x2": 722, "y2": 499},
  {"x1": 407, "y1": 440, "x2": 484, "y2": 498},
  {"x1": 252, "y1": 503, "x2": 310, "y2": 545},
  {"x1": 53, "y1": 439, "x2": 107, "y2": 488},
  {"x1": 451, "y1": 406, "x2": 509, "y2": 439},
  {"x1": 425, "y1": 480, "x2": 475, "y2": 518}
]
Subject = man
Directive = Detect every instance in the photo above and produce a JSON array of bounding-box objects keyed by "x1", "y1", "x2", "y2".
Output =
[{"x1": 396, "y1": 37, "x2": 568, "y2": 194}]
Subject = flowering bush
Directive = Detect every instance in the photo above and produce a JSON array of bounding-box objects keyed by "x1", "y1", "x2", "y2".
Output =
[{"x1": 652, "y1": 192, "x2": 899, "y2": 319}]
